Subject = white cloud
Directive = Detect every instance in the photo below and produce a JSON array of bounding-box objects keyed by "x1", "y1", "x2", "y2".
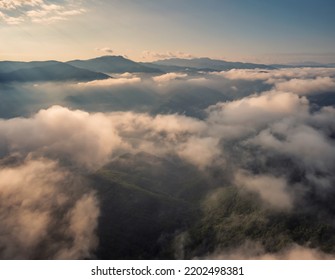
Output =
[
  {"x1": 275, "y1": 77, "x2": 335, "y2": 95},
  {"x1": 234, "y1": 170, "x2": 293, "y2": 209},
  {"x1": 0, "y1": 0, "x2": 43, "y2": 10},
  {"x1": 177, "y1": 137, "x2": 220, "y2": 169},
  {"x1": 109, "y1": 111, "x2": 213, "y2": 167},
  {"x1": 0, "y1": 0, "x2": 85, "y2": 24},
  {"x1": 0, "y1": 10, "x2": 23, "y2": 24},
  {"x1": 77, "y1": 77, "x2": 141, "y2": 87},
  {"x1": 0, "y1": 106, "x2": 124, "y2": 169},
  {"x1": 95, "y1": 47, "x2": 114, "y2": 54},
  {"x1": 206, "y1": 90, "x2": 309, "y2": 139},
  {"x1": 153, "y1": 72, "x2": 188, "y2": 83},
  {"x1": 54, "y1": 193, "x2": 99, "y2": 259},
  {"x1": 204, "y1": 241, "x2": 334, "y2": 260},
  {"x1": 215, "y1": 69, "x2": 274, "y2": 81},
  {"x1": 248, "y1": 121, "x2": 335, "y2": 172},
  {"x1": 215, "y1": 67, "x2": 335, "y2": 82},
  {"x1": 0, "y1": 158, "x2": 99, "y2": 259},
  {"x1": 0, "y1": 105, "x2": 218, "y2": 169}
]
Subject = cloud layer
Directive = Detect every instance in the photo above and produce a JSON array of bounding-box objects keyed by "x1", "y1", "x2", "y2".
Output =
[{"x1": 0, "y1": 66, "x2": 334, "y2": 259}]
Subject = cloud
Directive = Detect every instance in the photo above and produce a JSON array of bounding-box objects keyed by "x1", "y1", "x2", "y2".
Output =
[
  {"x1": 0, "y1": 0, "x2": 43, "y2": 10},
  {"x1": 0, "y1": 0, "x2": 85, "y2": 24},
  {"x1": 0, "y1": 106, "x2": 124, "y2": 169},
  {"x1": 142, "y1": 50, "x2": 194, "y2": 61},
  {"x1": 0, "y1": 158, "x2": 99, "y2": 259},
  {"x1": 248, "y1": 119, "x2": 335, "y2": 173},
  {"x1": 215, "y1": 69, "x2": 275, "y2": 81},
  {"x1": 1, "y1": 66, "x2": 335, "y2": 259},
  {"x1": 204, "y1": 241, "x2": 334, "y2": 260},
  {"x1": 234, "y1": 170, "x2": 293, "y2": 209},
  {"x1": 54, "y1": 193, "x2": 99, "y2": 259},
  {"x1": 206, "y1": 90, "x2": 309, "y2": 139},
  {"x1": 108, "y1": 111, "x2": 214, "y2": 167},
  {"x1": 77, "y1": 77, "x2": 141, "y2": 87},
  {"x1": 153, "y1": 72, "x2": 188, "y2": 83},
  {"x1": 95, "y1": 47, "x2": 114, "y2": 54},
  {"x1": 176, "y1": 137, "x2": 220, "y2": 169},
  {"x1": 0, "y1": 105, "x2": 218, "y2": 169},
  {"x1": 275, "y1": 77, "x2": 335, "y2": 95},
  {"x1": 215, "y1": 67, "x2": 335, "y2": 82}
]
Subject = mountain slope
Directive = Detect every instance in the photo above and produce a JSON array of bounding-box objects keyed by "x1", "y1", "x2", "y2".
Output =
[
  {"x1": 67, "y1": 55, "x2": 163, "y2": 73},
  {"x1": 0, "y1": 62, "x2": 110, "y2": 82},
  {"x1": 89, "y1": 152, "x2": 206, "y2": 259},
  {"x1": 0, "y1": 60, "x2": 60, "y2": 73}
]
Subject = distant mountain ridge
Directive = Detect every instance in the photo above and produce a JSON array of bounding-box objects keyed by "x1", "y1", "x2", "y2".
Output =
[
  {"x1": 0, "y1": 56, "x2": 163, "y2": 83},
  {"x1": 0, "y1": 62, "x2": 110, "y2": 83},
  {"x1": 67, "y1": 55, "x2": 163, "y2": 74},
  {"x1": 0, "y1": 60, "x2": 60, "y2": 73},
  {"x1": 271, "y1": 61, "x2": 335, "y2": 68},
  {"x1": 1, "y1": 55, "x2": 333, "y2": 83},
  {"x1": 151, "y1": 57, "x2": 274, "y2": 71}
]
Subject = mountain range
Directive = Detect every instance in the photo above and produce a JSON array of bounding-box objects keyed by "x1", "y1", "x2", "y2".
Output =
[
  {"x1": 0, "y1": 56, "x2": 334, "y2": 83},
  {"x1": 150, "y1": 57, "x2": 273, "y2": 71},
  {"x1": 67, "y1": 55, "x2": 163, "y2": 74},
  {"x1": 0, "y1": 62, "x2": 110, "y2": 83}
]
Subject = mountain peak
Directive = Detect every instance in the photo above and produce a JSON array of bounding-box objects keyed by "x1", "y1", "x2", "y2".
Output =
[{"x1": 67, "y1": 56, "x2": 163, "y2": 73}]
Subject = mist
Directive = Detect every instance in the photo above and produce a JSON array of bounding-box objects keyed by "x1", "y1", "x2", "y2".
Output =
[{"x1": 0, "y1": 67, "x2": 335, "y2": 259}]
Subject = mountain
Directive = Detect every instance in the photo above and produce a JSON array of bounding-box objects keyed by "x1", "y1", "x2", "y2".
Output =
[
  {"x1": 271, "y1": 61, "x2": 335, "y2": 68},
  {"x1": 89, "y1": 151, "x2": 335, "y2": 259},
  {"x1": 67, "y1": 55, "x2": 163, "y2": 73},
  {"x1": 0, "y1": 60, "x2": 60, "y2": 73},
  {"x1": 185, "y1": 186, "x2": 335, "y2": 259},
  {"x1": 89, "y1": 152, "x2": 208, "y2": 259},
  {"x1": 0, "y1": 62, "x2": 110, "y2": 83},
  {"x1": 151, "y1": 57, "x2": 273, "y2": 71}
]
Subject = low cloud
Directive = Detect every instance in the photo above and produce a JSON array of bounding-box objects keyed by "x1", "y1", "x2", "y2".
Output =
[
  {"x1": 153, "y1": 72, "x2": 188, "y2": 83},
  {"x1": 206, "y1": 90, "x2": 309, "y2": 139},
  {"x1": 109, "y1": 111, "x2": 215, "y2": 167},
  {"x1": 0, "y1": 106, "x2": 124, "y2": 169},
  {"x1": 216, "y1": 67, "x2": 335, "y2": 82},
  {"x1": 1, "y1": 66, "x2": 335, "y2": 259},
  {"x1": 215, "y1": 69, "x2": 275, "y2": 81},
  {"x1": 0, "y1": 158, "x2": 99, "y2": 259},
  {"x1": 275, "y1": 77, "x2": 335, "y2": 95},
  {"x1": 0, "y1": 105, "x2": 217, "y2": 169},
  {"x1": 204, "y1": 241, "x2": 334, "y2": 260},
  {"x1": 234, "y1": 170, "x2": 293, "y2": 209},
  {"x1": 77, "y1": 77, "x2": 141, "y2": 87},
  {"x1": 248, "y1": 111, "x2": 335, "y2": 173},
  {"x1": 176, "y1": 137, "x2": 220, "y2": 169}
]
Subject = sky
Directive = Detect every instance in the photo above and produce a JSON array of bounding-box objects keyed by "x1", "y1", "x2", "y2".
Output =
[{"x1": 0, "y1": 0, "x2": 335, "y2": 63}]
